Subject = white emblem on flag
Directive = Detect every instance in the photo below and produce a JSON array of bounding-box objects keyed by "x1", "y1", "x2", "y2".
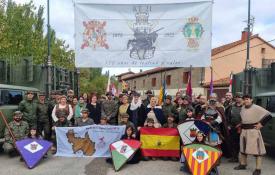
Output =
[
  {"x1": 192, "y1": 147, "x2": 209, "y2": 164},
  {"x1": 24, "y1": 141, "x2": 43, "y2": 153},
  {"x1": 112, "y1": 141, "x2": 134, "y2": 158}
]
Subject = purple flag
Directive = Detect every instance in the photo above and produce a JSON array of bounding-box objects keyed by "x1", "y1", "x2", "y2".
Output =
[{"x1": 16, "y1": 139, "x2": 53, "y2": 169}]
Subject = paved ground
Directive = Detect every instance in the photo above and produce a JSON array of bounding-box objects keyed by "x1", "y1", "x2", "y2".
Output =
[{"x1": 0, "y1": 151, "x2": 275, "y2": 175}]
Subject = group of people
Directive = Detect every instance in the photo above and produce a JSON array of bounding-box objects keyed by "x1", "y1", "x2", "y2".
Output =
[{"x1": 2, "y1": 89, "x2": 272, "y2": 175}]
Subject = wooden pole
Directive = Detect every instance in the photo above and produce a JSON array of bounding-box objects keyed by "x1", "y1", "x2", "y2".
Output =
[{"x1": 0, "y1": 111, "x2": 16, "y2": 144}]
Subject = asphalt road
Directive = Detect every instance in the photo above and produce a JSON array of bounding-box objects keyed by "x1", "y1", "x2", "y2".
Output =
[{"x1": 0, "y1": 151, "x2": 275, "y2": 175}]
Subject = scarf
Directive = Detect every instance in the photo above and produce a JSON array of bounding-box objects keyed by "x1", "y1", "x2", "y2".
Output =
[{"x1": 130, "y1": 98, "x2": 142, "y2": 111}]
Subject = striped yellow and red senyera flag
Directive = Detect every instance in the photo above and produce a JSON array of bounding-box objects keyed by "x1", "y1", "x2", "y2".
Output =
[
  {"x1": 183, "y1": 144, "x2": 222, "y2": 175},
  {"x1": 140, "y1": 127, "x2": 180, "y2": 157}
]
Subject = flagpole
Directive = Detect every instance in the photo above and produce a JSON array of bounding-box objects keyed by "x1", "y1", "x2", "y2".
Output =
[
  {"x1": 0, "y1": 111, "x2": 16, "y2": 145},
  {"x1": 210, "y1": 67, "x2": 214, "y2": 96}
]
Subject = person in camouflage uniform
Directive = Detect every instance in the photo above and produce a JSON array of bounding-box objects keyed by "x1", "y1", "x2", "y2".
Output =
[
  {"x1": 18, "y1": 90, "x2": 38, "y2": 128},
  {"x1": 101, "y1": 92, "x2": 118, "y2": 125},
  {"x1": 2, "y1": 111, "x2": 29, "y2": 156},
  {"x1": 162, "y1": 95, "x2": 177, "y2": 119},
  {"x1": 36, "y1": 92, "x2": 51, "y2": 141}
]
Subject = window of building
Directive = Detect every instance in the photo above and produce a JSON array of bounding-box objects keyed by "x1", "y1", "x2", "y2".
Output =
[
  {"x1": 166, "y1": 75, "x2": 171, "y2": 86},
  {"x1": 143, "y1": 79, "x2": 145, "y2": 88},
  {"x1": 261, "y1": 48, "x2": 266, "y2": 54},
  {"x1": 134, "y1": 80, "x2": 136, "y2": 88},
  {"x1": 183, "y1": 72, "x2": 189, "y2": 84},
  {"x1": 152, "y1": 78, "x2": 156, "y2": 87}
]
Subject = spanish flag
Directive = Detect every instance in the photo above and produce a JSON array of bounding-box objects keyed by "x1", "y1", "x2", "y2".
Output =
[{"x1": 140, "y1": 128, "x2": 180, "y2": 157}]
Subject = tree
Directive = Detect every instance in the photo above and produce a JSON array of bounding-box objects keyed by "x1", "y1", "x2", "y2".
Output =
[
  {"x1": 79, "y1": 68, "x2": 108, "y2": 95},
  {"x1": 0, "y1": 0, "x2": 75, "y2": 69}
]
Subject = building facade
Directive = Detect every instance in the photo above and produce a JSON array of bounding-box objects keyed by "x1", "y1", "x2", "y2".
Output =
[
  {"x1": 117, "y1": 30, "x2": 275, "y2": 98},
  {"x1": 117, "y1": 67, "x2": 205, "y2": 97}
]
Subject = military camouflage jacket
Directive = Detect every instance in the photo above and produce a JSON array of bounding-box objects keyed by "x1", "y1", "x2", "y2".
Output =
[
  {"x1": 36, "y1": 102, "x2": 49, "y2": 122},
  {"x1": 101, "y1": 100, "x2": 118, "y2": 119},
  {"x1": 4, "y1": 121, "x2": 29, "y2": 144},
  {"x1": 18, "y1": 99, "x2": 38, "y2": 123}
]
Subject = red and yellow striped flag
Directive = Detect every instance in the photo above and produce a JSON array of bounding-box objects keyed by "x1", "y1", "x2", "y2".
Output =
[
  {"x1": 183, "y1": 144, "x2": 222, "y2": 175},
  {"x1": 140, "y1": 128, "x2": 180, "y2": 157}
]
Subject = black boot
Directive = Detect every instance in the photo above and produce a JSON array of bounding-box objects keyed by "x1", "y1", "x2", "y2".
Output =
[
  {"x1": 234, "y1": 164, "x2": 246, "y2": 170},
  {"x1": 252, "y1": 169, "x2": 261, "y2": 175}
]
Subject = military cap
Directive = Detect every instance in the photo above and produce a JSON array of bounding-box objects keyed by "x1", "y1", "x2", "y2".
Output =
[
  {"x1": 145, "y1": 90, "x2": 153, "y2": 95},
  {"x1": 181, "y1": 95, "x2": 190, "y2": 101},
  {"x1": 121, "y1": 113, "x2": 129, "y2": 118},
  {"x1": 81, "y1": 108, "x2": 89, "y2": 113},
  {"x1": 235, "y1": 92, "x2": 243, "y2": 98},
  {"x1": 165, "y1": 95, "x2": 172, "y2": 100},
  {"x1": 26, "y1": 90, "x2": 33, "y2": 94},
  {"x1": 67, "y1": 89, "x2": 74, "y2": 93},
  {"x1": 101, "y1": 115, "x2": 108, "y2": 120},
  {"x1": 146, "y1": 118, "x2": 154, "y2": 123},
  {"x1": 39, "y1": 92, "x2": 46, "y2": 96},
  {"x1": 50, "y1": 90, "x2": 56, "y2": 95},
  {"x1": 13, "y1": 111, "x2": 22, "y2": 116},
  {"x1": 55, "y1": 90, "x2": 63, "y2": 95}
]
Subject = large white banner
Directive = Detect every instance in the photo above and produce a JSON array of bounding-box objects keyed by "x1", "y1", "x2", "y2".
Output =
[
  {"x1": 55, "y1": 125, "x2": 125, "y2": 157},
  {"x1": 74, "y1": 0, "x2": 212, "y2": 67}
]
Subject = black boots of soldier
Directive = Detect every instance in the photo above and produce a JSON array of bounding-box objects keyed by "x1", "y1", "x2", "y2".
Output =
[
  {"x1": 234, "y1": 164, "x2": 247, "y2": 170},
  {"x1": 252, "y1": 169, "x2": 261, "y2": 175}
]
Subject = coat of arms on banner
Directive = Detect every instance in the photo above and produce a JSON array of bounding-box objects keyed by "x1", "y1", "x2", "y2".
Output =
[
  {"x1": 183, "y1": 17, "x2": 204, "y2": 48},
  {"x1": 81, "y1": 20, "x2": 109, "y2": 50},
  {"x1": 127, "y1": 5, "x2": 163, "y2": 60},
  {"x1": 16, "y1": 139, "x2": 52, "y2": 169},
  {"x1": 177, "y1": 120, "x2": 210, "y2": 145},
  {"x1": 183, "y1": 144, "x2": 222, "y2": 175}
]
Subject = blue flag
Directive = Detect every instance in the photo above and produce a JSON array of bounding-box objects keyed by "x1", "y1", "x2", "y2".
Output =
[{"x1": 16, "y1": 139, "x2": 53, "y2": 169}]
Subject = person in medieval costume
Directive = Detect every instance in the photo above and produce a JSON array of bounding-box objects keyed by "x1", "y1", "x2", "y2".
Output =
[
  {"x1": 201, "y1": 99, "x2": 223, "y2": 148},
  {"x1": 234, "y1": 95, "x2": 272, "y2": 175}
]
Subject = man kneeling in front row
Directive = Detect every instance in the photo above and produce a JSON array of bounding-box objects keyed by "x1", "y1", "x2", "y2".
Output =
[
  {"x1": 234, "y1": 95, "x2": 272, "y2": 175},
  {"x1": 2, "y1": 111, "x2": 29, "y2": 157}
]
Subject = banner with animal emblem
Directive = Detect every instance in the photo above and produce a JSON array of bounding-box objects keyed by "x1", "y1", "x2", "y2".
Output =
[
  {"x1": 177, "y1": 120, "x2": 210, "y2": 145},
  {"x1": 183, "y1": 144, "x2": 222, "y2": 175},
  {"x1": 74, "y1": 0, "x2": 212, "y2": 67},
  {"x1": 16, "y1": 138, "x2": 53, "y2": 169},
  {"x1": 55, "y1": 125, "x2": 125, "y2": 157}
]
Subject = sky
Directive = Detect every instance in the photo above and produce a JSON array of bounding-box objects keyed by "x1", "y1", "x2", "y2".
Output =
[{"x1": 13, "y1": 0, "x2": 275, "y2": 76}]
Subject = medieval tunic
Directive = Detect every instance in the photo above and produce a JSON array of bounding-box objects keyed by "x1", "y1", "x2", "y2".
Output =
[{"x1": 240, "y1": 104, "x2": 271, "y2": 155}]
